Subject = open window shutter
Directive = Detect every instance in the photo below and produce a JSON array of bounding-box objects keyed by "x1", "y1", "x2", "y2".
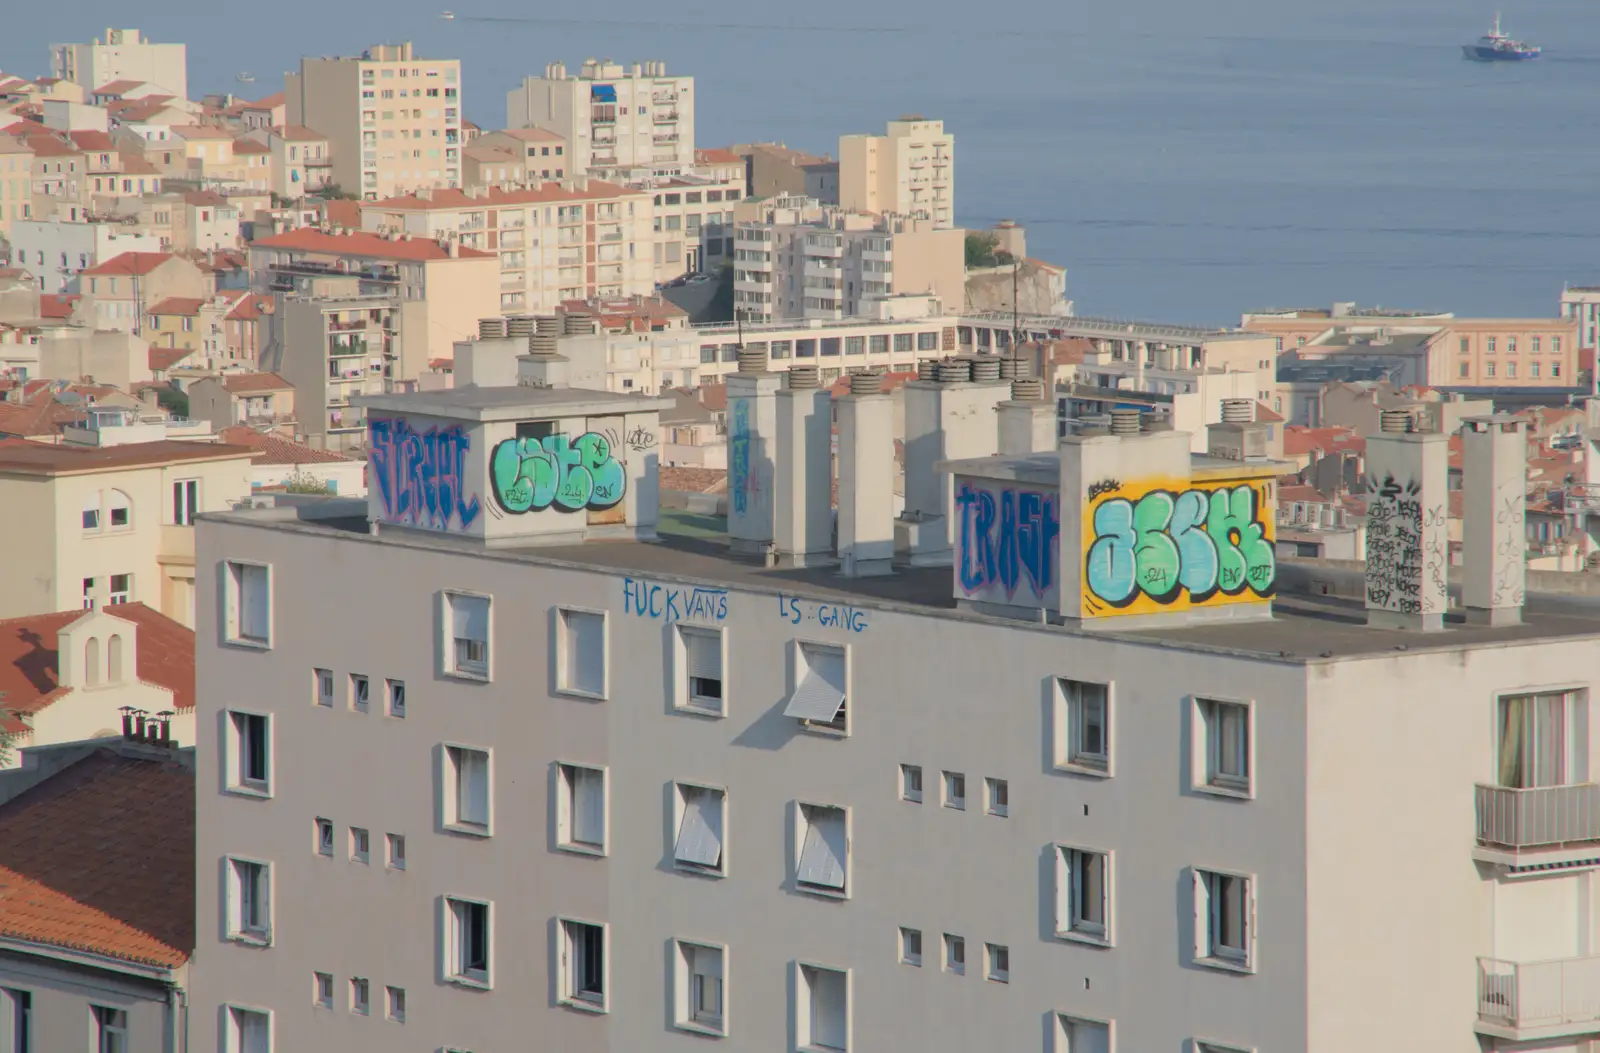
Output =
[
  {"x1": 260, "y1": 864, "x2": 272, "y2": 940},
  {"x1": 1099, "y1": 853, "x2": 1112, "y2": 941},
  {"x1": 812, "y1": 969, "x2": 847, "y2": 1049},
  {"x1": 685, "y1": 631, "x2": 720, "y2": 681},
  {"x1": 1190, "y1": 868, "x2": 1207, "y2": 961},
  {"x1": 467, "y1": 752, "x2": 489, "y2": 826},
  {"x1": 798, "y1": 810, "x2": 846, "y2": 889},
  {"x1": 241, "y1": 564, "x2": 269, "y2": 639},
  {"x1": 240, "y1": 1012, "x2": 268, "y2": 1053},
  {"x1": 438, "y1": 897, "x2": 450, "y2": 982},
  {"x1": 1246, "y1": 877, "x2": 1257, "y2": 966},
  {"x1": 453, "y1": 595, "x2": 487, "y2": 643},
  {"x1": 783, "y1": 649, "x2": 846, "y2": 722},
  {"x1": 575, "y1": 614, "x2": 605, "y2": 694},
  {"x1": 574, "y1": 769, "x2": 605, "y2": 845},
  {"x1": 226, "y1": 860, "x2": 242, "y2": 934},
  {"x1": 675, "y1": 789, "x2": 723, "y2": 867}
]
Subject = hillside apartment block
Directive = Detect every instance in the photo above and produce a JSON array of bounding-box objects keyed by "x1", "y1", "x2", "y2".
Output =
[
  {"x1": 507, "y1": 59, "x2": 695, "y2": 172},
  {"x1": 286, "y1": 42, "x2": 463, "y2": 202},
  {"x1": 359, "y1": 180, "x2": 657, "y2": 314},
  {"x1": 50, "y1": 27, "x2": 188, "y2": 99},
  {"x1": 191, "y1": 351, "x2": 1600, "y2": 1053},
  {"x1": 839, "y1": 117, "x2": 954, "y2": 229}
]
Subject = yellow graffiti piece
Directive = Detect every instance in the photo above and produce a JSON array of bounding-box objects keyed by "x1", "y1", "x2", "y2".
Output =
[{"x1": 1080, "y1": 475, "x2": 1277, "y2": 619}]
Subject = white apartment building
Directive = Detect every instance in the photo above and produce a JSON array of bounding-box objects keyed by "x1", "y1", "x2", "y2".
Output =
[
  {"x1": 733, "y1": 195, "x2": 964, "y2": 323},
  {"x1": 360, "y1": 180, "x2": 656, "y2": 314},
  {"x1": 286, "y1": 42, "x2": 463, "y2": 202},
  {"x1": 1560, "y1": 285, "x2": 1600, "y2": 352},
  {"x1": 643, "y1": 171, "x2": 744, "y2": 280},
  {"x1": 6, "y1": 219, "x2": 161, "y2": 294},
  {"x1": 50, "y1": 28, "x2": 187, "y2": 99},
  {"x1": 839, "y1": 117, "x2": 954, "y2": 229},
  {"x1": 508, "y1": 59, "x2": 694, "y2": 172},
  {"x1": 192, "y1": 365, "x2": 1599, "y2": 1053}
]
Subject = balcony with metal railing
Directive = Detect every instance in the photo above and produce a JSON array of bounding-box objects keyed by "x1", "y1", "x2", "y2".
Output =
[
  {"x1": 1475, "y1": 782, "x2": 1600, "y2": 865},
  {"x1": 653, "y1": 110, "x2": 679, "y2": 123},
  {"x1": 1478, "y1": 955, "x2": 1600, "y2": 1041}
]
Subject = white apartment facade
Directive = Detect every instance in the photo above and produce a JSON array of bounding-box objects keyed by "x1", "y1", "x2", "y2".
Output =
[
  {"x1": 360, "y1": 181, "x2": 656, "y2": 314},
  {"x1": 839, "y1": 117, "x2": 954, "y2": 229},
  {"x1": 286, "y1": 42, "x2": 463, "y2": 202},
  {"x1": 192, "y1": 375, "x2": 1600, "y2": 1053},
  {"x1": 50, "y1": 28, "x2": 188, "y2": 99},
  {"x1": 6, "y1": 219, "x2": 161, "y2": 294},
  {"x1": 508, "y1": 59, "x2": 694, "y2": 172},
  {"x1": 644, "y1": 172, "x2": 743, "y2": 280}
]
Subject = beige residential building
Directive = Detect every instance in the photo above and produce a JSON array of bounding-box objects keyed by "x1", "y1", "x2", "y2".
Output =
[
  {"x1": 0, "y1": 438, "x2": 251, "y2": 624},
  {"x1": 79, "y1": 250, "x2": 206, "y2": 334},
  {"x1": 50, "y1": 28, "x2": 187, "y2": 99},
  {"x1": 508, "y1": 59, "x2": 694, "y2": 172},
  {"x1": 460, "y1": 145, "x2": 526, "y2": 189},
  {"x1": 286, "y1": 41, "x2": 463, "y2": 202},
  {"x1": 730, "y1": 141, "x2": 839, "y2": 202},
  {"x1": 646, "y1": 172, "x2": 744, "y2": 279},
  {"x1": 839, "y1": 116, "x2": 954, "y2": 229},
  {"x1": 188, "y1": 371, "x2": 296, "y2": 437},
  {"x1": 733, "y1": 195, "x2": 963, "y2": 324},
  {"x1": 250, "y1": 226, "x2": 497, "y2": 366},
  {"x1": 359, "y1": 181, "x2": 655, "y2": 314},
  {"x1": 474, "y1": 127, "x2": 570, "y2": 181},
  {"x1": 259, "y1": 125, "x2": 332, "y2": 200},
  {"x1": 0, "y1": 137, "x2": 34, "y2": 238}
]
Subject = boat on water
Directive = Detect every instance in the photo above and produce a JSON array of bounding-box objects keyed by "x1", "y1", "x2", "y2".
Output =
[
  {"x1": 440, "y1": 10, "x2": 456, "y2": 19},
  {"x1": 1462, "y1": 13, "x2": 1540, "y2": 61}
]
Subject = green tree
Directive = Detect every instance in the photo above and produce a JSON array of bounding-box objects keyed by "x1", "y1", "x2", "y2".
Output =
[
  {"x1": 283, "y1": 470, "x2": 334, "y2": 495},
  {"x1": 156, "y1": 386, "x2": 189, "y2": 418},
  {"x1": 965, "y1": 231, "x2": 1001, "y2": 269}
]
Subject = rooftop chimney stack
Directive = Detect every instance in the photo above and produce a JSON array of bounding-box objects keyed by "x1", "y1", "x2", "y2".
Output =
[
  {"x1": 1462, "y1": 414, "x2": 1527, "y2": 625},
  {"x1": 727, "y1": 347, "x2": 780, "y2": 555},
  {"x1": 1206, "y1": 398, "x2": 1268, "y2": 461},
  {"x1": 773, "y1": 366, "x2": 832, "y2": 567},
  {"x1": 836, "y1": 372, "x2": 895, "y2": 577},
  {"x1": 1364, "y1": 410, "x2": 1449, "y2": 631},
  {"x1": 997, "y1": 377, "x2": 1055, "y2": 455}
]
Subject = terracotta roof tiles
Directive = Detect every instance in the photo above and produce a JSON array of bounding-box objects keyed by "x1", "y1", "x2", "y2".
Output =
[
  {"x1": 220, "y1": 371, "x2": 292, "y2": 394},
  {"x1": 218, "y1": 426, "x2": 352, "y2": 465},
  {"x1": 82, "y1": 252, "x2": 177, "y2": 277},
  {"x1": 251, "y1": 228, "x2": 492, "y2": 262},
  {"x1": 0, "y1": 603, "x2": 194, "y2": 724}
]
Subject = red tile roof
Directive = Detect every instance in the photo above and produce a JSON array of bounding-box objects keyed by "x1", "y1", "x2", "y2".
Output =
[
  {"x1": 825, "y1": 370, "x2": 921, "y2": 398},
  {"x1": 276, "y1": 124, "x2": 325, "y2": 142},
  {"x1": 248, "y1": 92, "x2": 285, "y2": 110},
  {"x1": 148, "y1": 297, "x2": 204, "y2": 317},
  {"x1": 0, "y1": 603, "x2": 195, "y2": 726},
  {"x1": 0, "y1": 746, "x2": 193, "y2": 967},
  {"x1": 0, "y1": 438, "x2": 254, "y2": 474},
  {"x1": 660, "y1": 466, "x2": 728, "y2": 493},
  {"x1": 171, "y1": 124, "x2": 235, "y2": 141},
  {"x1": 218, "y1": 426, "x2": 353, "y2": 465},
  {"x1": 251, "y1": 228, "x2": 493, "y2": 261},
  {"x1": 225, "y1": 293, "x2": 272, "y2": 321},
  {"x1": 231, "y1": 139, "x2": 268, "y2": 155},
  {"x1": 221, "y1": 371, "x2": 292, "y2": 394},
  {"x1": 1282, "y1": 425, "x2": 1362, "y2": 458},
  {"x1": 321, "y1": 199, "x2": 362, "y2": 228},
  {"x1": 67, "y1": 130, "x2": 116, "y2": 151},
  {"x1": 367, "y1": 179, "x2": 643, "y2": 211},
  {"x1": 22, "y1": 134, "x2": 79, "y2": 158},
  {"x1": 82, "y1": 252, "x2": 176, "y2": 277},
  {"x1": 147, "y1": 347, "x2": 194, "y2": 372},
  {"x1": 696, "y1": 148, "x2": 742, "y2": 165},
  {"x1": 92, "y1": 79, "x2": 146, "y2": 97},
  {"x1": 491, "y1": 127, "x2": 565, "y2": 143},
  {"x1": 39, "y1": 293, "x2": 77, "y2": 319}
]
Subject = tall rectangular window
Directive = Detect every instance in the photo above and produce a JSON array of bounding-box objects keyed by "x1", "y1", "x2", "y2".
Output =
[
  {"x1": 673, "y1": 783, "x2": 726, "y2": 876},
  {"x1": 226, "y1": 1006, "x2": 270, "y2": 1053},
  {"x1": 93, "y1": 1006, "x2": 128, "y2": 1053},
  {"x1": 173, "y1": 478, "x2": 199, "y2": 525},
  {"x1": 783, "y1": 642, "x2": 847, "y2": 731},
  {"x1": 1, "y1": 989, "x2": 28, "y2": 1053},
  {"x1": 108, "y1": 574, "x2": 130, "y2": 605},
  {"x1": 557, "y1": 763, "x2": 607, "y2": 853},
  {"x1": 349, "y1": 978, "x2": 369, "y2": 1016},
  {"x1": 1194, "y1": 868, "x2": 1254, "y2": 971},
  {"x1": 795, "y1": 803, "x2": 848, "y2": 896},
  {"x1": 1196, "y1": 698, "x2": 1252, "y2": 795},
  {"x1": 674, "y1": 940, "x2": 726, "y2": 1035},
  {"x1": 1055, "y1": 845, "x2": 1112, "y2": 945},
  {"x1": 349, "y1": 674, "x2": 370, "y2": 713},
  {"x1": 387, "y1": 833, "x2": 406, "y2": 870},
  {"x1": 313, "y1": 668, "x2": 333, "y2": 707},
  {"x1": 225, "y1": 711, "x2": 271, "y2": 795},
  {"x1": 899, "y1": 927, "x2": 922, "y2": 966},
  {"x1": 225, "y1": 857, "x2": 272, "y2": 944},
  {"x1": 224, "y1": 561, "x2": 271, "y2": 646},
  {"x1": 559, "y1": 919, "x2": 607, "y2": 1011},
  {"x1": 385, "y1": 986, "x2": 405, "y2": 1023},
  {"x1": 443, "y1": 897, "x2": 491, "y2": 987},
  {"x1": 796, "y1": 963, "x2": 848, "y2": 1051},
  {"x1": 942, "y1": 933, "x2": 965, "y2": 975},
  {"x1": 942, "y1": 771, "x2": 966, "y2": 810},
  {"x1": 557, "y1": 608, "x2": 607, "y2": 697},
  {"x1": 900, "y1": 764, "x2": 923, "y2": 803},
  {"x1": 444, "y1": 592, "x2": 490, "y2": 678},
  {"x1": 386, "y1": 679, "x2": 406, "y2": 717},
  {"x1": 984, "y1": 777, "x2": 1008, "y2": 817},
  {"x1": 1056, "y1": 678, "x2": 1110, "y2": 774},
  {"x1": 676, "y1": 625, "x2": 724, "y2": 715},
  {"x1": 1497, "y1": 691, "x2": 1584, "y2": 788},
  {"x1": 443, "y1": 744, "x2": 491, "y2": 834}
]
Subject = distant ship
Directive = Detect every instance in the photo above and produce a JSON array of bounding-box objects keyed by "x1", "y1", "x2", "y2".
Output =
[
  {"x1": 236, "y1": 72, "x2": 255, "y2": 83},
  {"x1": 440, "y1": 10, "x2": 456, "y2": 19},
  {"x1": 1463, "y1": 13, "x2": 1540, "y2": 61}
]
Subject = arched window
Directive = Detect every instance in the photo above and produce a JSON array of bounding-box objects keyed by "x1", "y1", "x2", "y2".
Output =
[
  {"x1": 108, "y1": 489, "x2": 133, "y2": 529},
  {"x1": 84, "y1": 637, "x2": 100, "y2": 687},
  {"x1": 107, "y1": 634, "x2": 123, "y2": 683},
  {"x1": 82, "y1": 492, "x2": 101, "y2": 531}
]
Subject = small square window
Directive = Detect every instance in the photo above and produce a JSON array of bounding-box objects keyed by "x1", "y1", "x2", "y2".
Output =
[
  {"x1": 443, "y1": 896, "x2": 493, "y2": 988},
  {"x1": 387, "y1": 833, "x2": 406, "y2": 870},
  {"x1": 1055, "y1": 678, "x2": 1111, "y2": 775},
  {"x1": 900, "y1": 764, "x2": 923, "y2": 803},
  {"x1": 1194, "y1": 698, "x2": 1252, "y2": 797},
  {"x1": 673, "y1": 940, "x2": 725, "y2": 1035},
  {"x1": 444, "y1": 591, "x2": 490, "y2": 679},
  {"x1": 899, "y1": 927, "x2": 922, "y2": 966},
  {"x1": 350, "y1": 827, "x2": 370, "y2": 864},
  {"x1": 224, "y1": 710, "x2": 271, "y2": 796},
  {"x1": 795, "y1": 802, "x2": 849, "y2": 897},
  {"x1": 386, "y1": 679, "x2": 406, "y2": 717},
  {"x1": 442, "y1": 744, "x2": 492, "y2": 835},
  {"x1": 224, "y1": 856, "x2": 272, "y2": 945},
  {"x1": 984, "y1": 943, "x2": 1009, "y2": 983},
  {"x1": 350, "y1": 977, "x2": 369, "y2": 1015},
  {"x1": 1055, "y1": 844, "x2": 1113, "y2": 946},
  {"x1": 557, "y1": 762, "x2": 608, "y2": 854},
  {"x1": 350, "y1": 674, "x2": 370, "y2": 713},
  {"x1": 783, "y1": 642, "x2": 848, "y2": 732},
  {"x1": 1193, "y1": 868, "x2": 1255, "y2": 972},
  {"x1": 557, "y1": 608, "x2": 608, "y2": 698},
  {"x1": 313, "y1": 668, "x2": 333, "y2": 707},
  {"x1": 795, "y1": 962, "x2": 849, "y2": 1051},
  {"x1": 673, "y1": 782, "x2": 726, "y2": 876},
  {"x1": 942, "y1": 933, "x2": 965, "y2": 975},
  {"x1": 108, "y1": 573, "x2": 130, "y2": 605},
  {"x1": 313, "y1": 971, "x2": 333, "y2": 1008},
  {"x1": 676, "y1": 625, "x2": 725, "y2": 715},
  {"x1": 984, "y1": 777, "x2": 1008, "y2": 817},
  {"x1": 223, "y1": 560, "x2": 271, "y2": 647},
  {"x1": 315, "y1": 817, "x2": 333, "y2": 857},
  {"x1": 942, "y1": 771, "x2": 965, "y2": 811},
  {"x1": 558, "y1": 918, "x2": 607, "y2": 1012},
  {"x1": 385, "y1": 985, "x2": 405, "y2": 1023}
]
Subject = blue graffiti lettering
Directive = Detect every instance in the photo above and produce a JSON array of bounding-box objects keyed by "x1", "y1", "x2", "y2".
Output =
[
  {"x1": 368, "y1": 417, "x2": 482, "y2": 531},
  {"x1": 731, "y1": 399, "x2": 751, "y2": 517},
  {"x1": 622, "y1": 578, "x2": 730, "y2": 624},
  {"x1": 956, "y1": 481, "x2": 1060, "y2": 600},
  {"x1": 776, "y1": 593, "x2": 870, "y2": 632}
]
